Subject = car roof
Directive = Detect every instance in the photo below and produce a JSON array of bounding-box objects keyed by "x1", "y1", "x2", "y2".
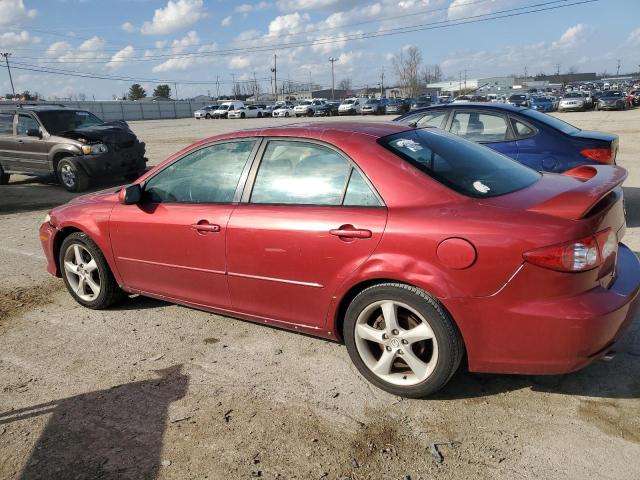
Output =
[
  {"x1": 0, "y1": 104, "x2": 73, "y2": 113},
  {"x1": 401, "y1": 102, "x2": 530, "y2": 116}
]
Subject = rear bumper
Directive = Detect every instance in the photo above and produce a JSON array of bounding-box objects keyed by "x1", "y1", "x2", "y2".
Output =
[{"x1": 444, "y1": 244, "x2": 640, "y2": 374}]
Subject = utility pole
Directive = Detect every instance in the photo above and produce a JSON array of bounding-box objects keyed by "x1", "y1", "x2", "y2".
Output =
[
  {"x1": 270, "y1": 54, "x2": 277, "y2": 101},
  {"x1": 174, "y1": 82, "x2": 178, "y2": 100},
  {"x1": 524, "y1": 65, "x2": 528, "y2": 80},
  {"x1": 464, "y1": 69, "x2": 467, "y2": 90},
  {"x1": 555, "y1": 63, "x2": 560, "y2": 76},
  {"x1": 231, "y1": 74, "x2": 237, "y2": 99},
  {"x1": 616, "y1": 59, "x2": 621, "y2": 76},
  {"x1": 329, "y1": 57, "x2": 337, "y2": 100},
  {"x1": 1, "y1": 53, "x2": 15, "y2": 97},
  {"x1": 458, "y1": 71, "x2": 462, "y2": 94},
  {"x1": 215, "y1": 75, "x2": 220, "y2": 99},
  {"x1": 380, "y1": 68, "x2": 385, "y2": 97}
]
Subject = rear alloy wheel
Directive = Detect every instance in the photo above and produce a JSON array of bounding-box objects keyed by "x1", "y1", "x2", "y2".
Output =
[
  {"x1": 344, "y1": 283, "x2": 463, "y2": 398},
  {"x1": 59, "y1": 232, "x2": 124, "y2": 309},
  {"x1": 205, "y1": 113, "x2": 211, "y2": 119},
  {"x1": 57, "y1": 158, "x2": 89, "y2": 192},
  {"x1": 0, "y1": 164, "x2": 9, "y2": 185}
]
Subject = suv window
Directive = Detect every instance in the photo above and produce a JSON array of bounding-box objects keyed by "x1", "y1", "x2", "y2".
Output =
[
  {"x1": 16, "y1": 114, "x2": 39, "y2": 136},
  {"x1": 145, "y1": 140, "x2": 256, "y2": 203},
  {"x1": 0, "y1": 113, "x2": 13, "y2": 135},
  {"x1": 450, "y1": 111, "x2": 509, "y2": 142},
  {"x1": 251, "y1": 140, "x2": 352, "y2": 205},
  {"x1": 378, "y1": 129, "x2": 539, "y2": 198}
]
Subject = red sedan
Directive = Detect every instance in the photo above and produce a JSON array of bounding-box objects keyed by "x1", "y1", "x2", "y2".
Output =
[{"x1": 39, "y1": 122, "x2": 640, "y2": 398}]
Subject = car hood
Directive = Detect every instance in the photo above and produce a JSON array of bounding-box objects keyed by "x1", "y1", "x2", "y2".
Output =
[
  {"x1": 58, "y1": 120, "x2": 138, "y2": 144},
  {"x1": 65, "y1": 186, "x2": 121, "y2": 206}
]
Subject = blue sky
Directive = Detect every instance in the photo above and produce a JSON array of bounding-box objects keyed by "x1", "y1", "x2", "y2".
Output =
[{"x1": 1, "y1": 0, "x2": 639, "y2": 99}]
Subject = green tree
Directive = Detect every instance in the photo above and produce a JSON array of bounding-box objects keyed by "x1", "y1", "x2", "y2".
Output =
[
  {"x1": 128, "y1": 84, "x2": 147, "y2": 101},
  {"x1": 153, "y1": 84, "x2": 171, "y2": 99}
]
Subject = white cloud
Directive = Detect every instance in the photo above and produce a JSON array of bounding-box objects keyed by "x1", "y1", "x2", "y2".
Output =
[
  {"x1": 140, "y1": 0, "x2": 207, "y2": 35},
  {"x1": 627, "y1": 27, "x2": 640, "y2": 47},
  {"x1": 0, "y1": 0, "x2": 37, "y2": 26},
  {"x1": 551, "y1": 23, "x2": 586, "y2": 49},
  {"x1": 106, "y1": 46, "x2": 135, "y2": 71},
  {"x1": 151, "y1": 31, "x2": 217, "y2": 72},
  {"x1": 276, "y1": 0, "x2": 357, "y2": 12},
  {"x1": 235, "y1": 2, "x2": 270, "y2": 13},
  {"x1": 46, "y1": 36, "x2": 109, "y2": 64},
  {"x1": 121, "y1": 22, "x2": 136, "y2": 33},
  {"x1": 228, "y1": 56, "x2": 251, "y2": 70},
  {"x1": 0, "y1": 30, "x2": 40, "y2": 48},
  {"x1": 221, "y1": 15, "x2": 232, "y2": 27},
  {"x1": 448, "y1": 0, "x2": 512, "y2": 20},
  {"x1": 268, "y1": 12, "x2": 309, "y2": 35}
]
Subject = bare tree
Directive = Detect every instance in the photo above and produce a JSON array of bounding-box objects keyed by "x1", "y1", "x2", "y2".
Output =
[
  {"x1": 567, "y1": 65, "x2": 579, "y2": 74},
  {"x1": 337, "y1": 78, "x2": 352, "y2": 91},
  {"x1": 392, "y1": 46, "x2": 422, "y2": 97},
  {"x1": 420, "y1": 63, "x2": 443, "y2": 85}
]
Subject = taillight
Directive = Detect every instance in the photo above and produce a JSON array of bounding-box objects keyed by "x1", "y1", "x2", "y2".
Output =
[
  {"x1": 523, "y1": 229, "x2": 617, "y2": 272},
  {"x1": 580, "y1": 147, "x2": 613, "y2": 164}
]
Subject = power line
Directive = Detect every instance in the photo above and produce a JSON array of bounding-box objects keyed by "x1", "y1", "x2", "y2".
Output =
[{"x1": 10, "y1": 0, "x2": 592, "y2": 65}]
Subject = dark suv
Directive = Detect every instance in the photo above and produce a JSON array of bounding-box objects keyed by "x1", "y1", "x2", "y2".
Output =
[{"x1": 0, "y1": 105, "x2": 146, "y2": 191}]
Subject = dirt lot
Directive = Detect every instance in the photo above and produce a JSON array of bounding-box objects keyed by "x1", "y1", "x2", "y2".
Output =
[{"x1": 1, "y1": 111, "x2": 639, "y2": 480}]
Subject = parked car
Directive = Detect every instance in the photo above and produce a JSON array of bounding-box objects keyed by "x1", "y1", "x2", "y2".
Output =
[
  {"x1": 393, "y1": 103, "x2": 619, "y2": 172},
  {"x1": 272, "y1": 104, "x2": 296, "y2": 117},
  {"x1": 212, "y1": 101, "x2": 244, "y2": 119},
  {"x1": 360, "y1": 99, "x2": 387, "y2": 115},
  {"x1": 595, "y1": 91, "x2": 628, "y2": 111},
  {"x1": 338, "y1": 98, "x2": 367, "y2": 115},
  {"x1": 314, "y1": 102, "x2": 340, "y2": 116},
  {"x1": 507, "y1": 94, "x2": 530, "y2": 107},
  {"x1": 385, "y1": 99, "x2": 410, "y2": 114},
  {"x1": 39, "y1": 122, "x2": 640, "y2": 398},
  {"x1": 294, "y1": 99, "x2": 325, "y2": 117},
  {"x1": 228, "y1": 105, "x2": 264, "y2": 119},
  {"x1": 530, "y1": 96, "x2": 555, "y2": 112},
  {"x1": 558, "y1": 92, "x2": 587, "y2": 112},
  {"x1": 194, "y1": 105, "x2": 218, "y2": 119},
  {"x1": 0, "y1": 106, "x2": 146, "y2": 191},
  {"x1": 410, "y1": 96, "x2": 432, "y2": 110},
  {"x1": 261, "y1": 105, "x2": 275, "y2": 117},
  {"x1": 452, "y1": 95, "x2": 472, "y2": 103},
  {"x1": 629, "y1": 90, "x2": 640, "y2": 106}
]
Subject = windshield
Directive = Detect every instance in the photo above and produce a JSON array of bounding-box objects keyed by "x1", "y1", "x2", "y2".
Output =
[
  {"x1": 534, "y1": 97, "x2": 551, "y2": 103},
  {"x1": 300, "y1": 101, "x2": 312, "y2": 106},
  {"x1": 509, "y1": 95, "x2": 527, "y2": 101},
  {"x1": 37, "y1": 110, "x2": 103, "y2": 135},
  {"x1": 342, "y1": 100, "x2": 355, "y2": 105},
  {"x1": 520, "y1": 109, "x2": 580, "y2": 134},
  {"x1": 564, "y1": 93, "x2": 582, "y2": 98},
  {"x1": 378, "y1": 129, "x2": 540, "y2": 198},
  {"x1": 602, "y1": 91, "x2": 622, "y2": 97},
  {"x1": 218, "y1": 105, "x2": 230, "y2": 110}
]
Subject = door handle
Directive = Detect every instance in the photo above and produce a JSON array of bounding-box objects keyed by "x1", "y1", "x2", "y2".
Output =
[
  {"x1": 17, "y1": 139, "x2": 24, "y2": 144},
  {"x1": 330, "y1": 225, "x2": 372, "y2": 239},
  {"x1": 191, "y1": 220, "x2": 221, "y2": 233}
]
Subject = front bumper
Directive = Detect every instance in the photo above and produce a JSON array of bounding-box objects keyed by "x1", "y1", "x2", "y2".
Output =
[
  {"x1": 338, "y1": 108, "x2": 356, "y2": 115},
  {"x1": 444, "y1": 244, "x2": 640, "y2": 375},
  {"x1": 74, "y1": 142, "x2": 146, "y2": 178},
  {"x1": 559, "y1": 104, "x2": 584, "y2": 111},
  {"x1": 39, "y1": 221, "x2": 59, "y2": 277}
]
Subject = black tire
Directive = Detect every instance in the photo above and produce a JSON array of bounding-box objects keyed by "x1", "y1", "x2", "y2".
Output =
[
  {"x1": 285, "y1": 112, "x2": 290, "y2": 117},
  {"x1": 57, "y1": 158, "x2": 89, "y2": 192},
  {"x1": 205, "y1": 113, "x2": 211, "y2": 119},
  {"x1": 344, "y1": 282, "x2": 464, "y2": 398},
  {"x1": 307, "y1": 109, "x2": 314, "y2": 117},
  {"x1": 257, "y1": 112, "x2": 262, "y2": 118},
  {"x1": 0, "y1": 164, "x2": 9, "y2": 185},
  {"x1": 241, "y1": 112, "x2": 246, "y2": 119},
  {"x1": 59, "y1": 232, "x2": 125, "y2": 309}
]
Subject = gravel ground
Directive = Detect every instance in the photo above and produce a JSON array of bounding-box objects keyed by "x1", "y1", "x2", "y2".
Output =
[{"x1": 0, "y1": 111, "x2": 639, "y2": 480}]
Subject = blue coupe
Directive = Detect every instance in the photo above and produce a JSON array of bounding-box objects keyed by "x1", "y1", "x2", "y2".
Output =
[
  {"x1": 530, "y1": 96, "x2": 555, "y2": 112},
  {"x1": 393, "y1": 103, "x2": 618, "y2": 172}
]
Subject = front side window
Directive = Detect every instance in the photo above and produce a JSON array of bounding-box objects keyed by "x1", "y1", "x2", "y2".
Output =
[
  {"x1": 378, "y1": 128, "x2": 539, "y2": 198},
  {"x1": 250, "y1": 140, "x2": 381, "y2": 206},
  {"x1": 0, "y1": 113, "x2": 13, "y2": 135},
  {"x1": 16, "y1": 114, "x2": 40, "y2": 136},
  {"x1": 450, "y1": 112, "x2": 509, "y2": 142},
  {"x1": 145, "y1": 140, "x2": 256, "y2": 203}
]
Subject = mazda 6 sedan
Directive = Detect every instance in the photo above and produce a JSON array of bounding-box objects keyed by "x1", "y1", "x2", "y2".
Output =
[{"x1": 39, "y1": 122, "x2": 640, "y2": 398}]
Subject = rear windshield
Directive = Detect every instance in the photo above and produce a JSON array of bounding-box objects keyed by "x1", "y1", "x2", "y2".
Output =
[
  {"x1": 378, "y1": 129, "x2": 540, "y2": 198},
  {"x1": 520, "y1": 108, "x2": 580, "y2": 134},
  {"x1": 37, "y1": 110, "x2": 103, "y2": 134}
]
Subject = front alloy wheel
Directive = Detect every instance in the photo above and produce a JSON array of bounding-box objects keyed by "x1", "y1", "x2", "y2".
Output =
[{"x1": 63, "y1": 243, "x2": 101, "y2": 302}]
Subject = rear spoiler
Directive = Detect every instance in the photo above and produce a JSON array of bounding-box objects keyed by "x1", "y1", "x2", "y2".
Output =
[{"x1": 528, "y1": 165, "x2": 627, "y2": 220}]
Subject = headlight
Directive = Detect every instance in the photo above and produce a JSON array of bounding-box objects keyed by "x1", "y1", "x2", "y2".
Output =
[
  {"x1": 44, "y1": 213, "x2": 52, "y2": 225},
  {"x1": 81, "y1": 143, "x2": 108, "y2": 155}
]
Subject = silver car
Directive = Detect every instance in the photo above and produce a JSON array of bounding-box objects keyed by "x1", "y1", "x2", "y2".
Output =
[
  {"x1": 558, "y1": 93, "x2": 586, "y2": 112},
  {"x1": 194, "y1": 105, "x2": 218, "y2": 119}
]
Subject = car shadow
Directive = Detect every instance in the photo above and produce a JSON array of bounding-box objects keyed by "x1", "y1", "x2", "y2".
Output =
[
  {"x1": 110, "y1": 295, "x2": 170, "y2": 311},
  {"x1": 0, "y1": 365, "x2": 188, "y2": 480},
  {"x1": 623, "y1": 186, "x2": 640, "y2": 228},
  {"x1": 0, "y1": 175, "x2": 135, "y2": 216}
]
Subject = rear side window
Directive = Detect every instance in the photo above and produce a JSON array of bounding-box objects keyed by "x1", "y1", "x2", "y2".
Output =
[
  {"x1": 0, "y1": 113, "x2": 12, "y2": 135},
  {"x1": 378, "y1": 129, "x2": 539, "y2": 198},
  {"x1": 451, "y1": 112, "x2": 509, "y2": 142},
  {"x1": 512, "y1": 119, "x2": 535, "y2": 138}
]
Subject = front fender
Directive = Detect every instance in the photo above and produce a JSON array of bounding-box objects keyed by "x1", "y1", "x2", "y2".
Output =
[{"x1": 48, "y1": 144, "x2": 82, "y2": 170}]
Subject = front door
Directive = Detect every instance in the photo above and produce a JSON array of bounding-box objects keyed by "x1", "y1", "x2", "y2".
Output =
[
  {"x1": 109, "y1": 139, "x2": 258, "y2": 308},
  {"x1": 226, "y1": 139, "x2": 387, "y2": 329},
  {"x1": 15, "y1": 113, "x2": 49, "y2": 174}
]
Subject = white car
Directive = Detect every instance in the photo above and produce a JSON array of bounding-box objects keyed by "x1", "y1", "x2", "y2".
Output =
[
  {"x1": 272, "y1": 105, "x2": 295, "y2": 117},
  {"x1": 194, "y1": 105, "x2": 218, "y2": 119},
  {"x1": 294, "y1": 99, "x2": 324, "y2": 117},
  {"x1": 227, "y1": 105, "x2": 264, "y2": 119}
]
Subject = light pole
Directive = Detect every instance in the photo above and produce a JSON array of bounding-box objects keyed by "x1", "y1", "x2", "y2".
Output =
[
  {"x1": 329, "y1": 57, "x2": 337, "y2": 100},
  {"x1": 1, "y1": 53, "x2": 15, "y2": 97},
  {"x1": 270, "y1": 54, "x2": 277, "y2": 101}
]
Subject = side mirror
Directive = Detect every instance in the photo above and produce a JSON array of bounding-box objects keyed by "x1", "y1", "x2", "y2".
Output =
[
  {"x1": 27, "y1": 128, "x2": 42, "y2": 138},
  {"x1": 118, "y1": 184, "x2": 142, "y2": 205}
]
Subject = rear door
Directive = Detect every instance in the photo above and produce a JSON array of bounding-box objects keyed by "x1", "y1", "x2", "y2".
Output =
[
  {"x1": 226, "y1": 138, "x2": 387, "y2": 329},
  {"x1": 448, "y1": 109, "x2": 518, "y2": 159},
  {"x1": 109, "y1": 138, "x2": 259, "y2": 308},
  {"x1": 15, "y1": 113, "x2": 49, "y2": 174}
]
